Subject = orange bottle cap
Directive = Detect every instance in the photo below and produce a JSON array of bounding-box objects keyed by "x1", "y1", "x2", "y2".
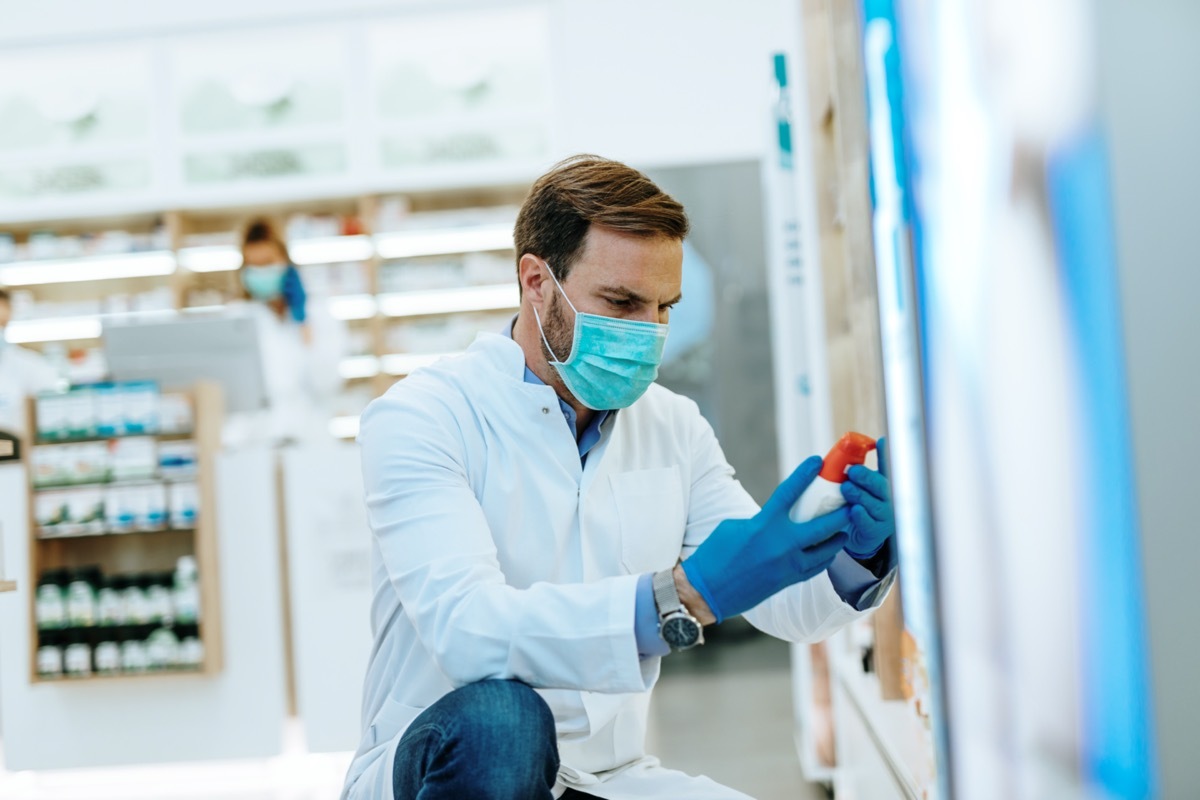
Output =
[{"x1": 819, "y1": 432, "x2": 877, "y2": 483}]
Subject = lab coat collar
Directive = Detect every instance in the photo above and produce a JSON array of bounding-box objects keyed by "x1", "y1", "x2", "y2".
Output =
[{"x1": 468, "y1": 331, "x2": 534, "y2": 381}]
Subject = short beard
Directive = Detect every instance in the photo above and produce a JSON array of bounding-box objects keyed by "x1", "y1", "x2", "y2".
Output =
[{"x1": 541, "y1": 289, "x2": 576, "y2": 365}]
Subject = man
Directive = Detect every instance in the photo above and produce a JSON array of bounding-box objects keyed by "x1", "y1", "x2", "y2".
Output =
[
  {"x1": 345, "y1": 156, "x2": 897, "y2": 800},
  {"x1": 0, "y1": 289, "x2": 58, "y2": 438}
]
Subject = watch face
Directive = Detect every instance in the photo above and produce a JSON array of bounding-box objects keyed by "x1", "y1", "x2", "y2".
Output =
[{"x1": 662, "y1": 615, "x2": 701, "y2": 649}]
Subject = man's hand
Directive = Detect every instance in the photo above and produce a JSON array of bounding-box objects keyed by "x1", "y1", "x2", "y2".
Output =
[
  {"x1": 673, "y1": 565, "x2": 716, "y2": 626},
  {"x1": 681, "y1": 457, "x2": 849, "y2": 624},
  {"x1": 839, "y1": 436, "x2": 895, "y2": 559}
]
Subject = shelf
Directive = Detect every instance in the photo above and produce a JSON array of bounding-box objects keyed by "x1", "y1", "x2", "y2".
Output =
[
  {"x1": 7, "y1": 308, "x2": 181, "y2": 344},
  {"x1": 7, "y1": 315, "x2": 105, "y2": 344},
  {"x1": 338, "y1": 355, "x2": 380, "y2": 380},
  {"x1": 179, "y1": 235, "x2": 374, "y2": 274},
  {"x1": 290, "y1": 235, "x2": 374, "y2": 266},
  {"x1": 381, "y1": 351, "x2": 460, "y2": 375},
  {"x1": 377, "y1": 284, "x2": 518, "y2": 318},
  {"x1": 328, "y1": 416, "x2": 361, "y2": 440},
  {"x1": 0, "y1": 251, "x2": 176, "y2": 287},
  {"x1": 337, "y1": 351, "x2": 460, "y2": 380},
  {"x1": 374, "y1": 222, "x2": 514, "y2": 259},
  {"x1": 32, "y1": 475, "x2": 197, "y2": 492},
  {"x1": 37, "y1": 527, "x2": 197, "y2": 541},
  {"x1": 328, "y1": 294, "x2": 378, "y2": 321},
  {"x1": 35, "y1": 431, "x2": 194, "y2": 446},
  {"x1": 177, "y1": 245, "x2": 242, "y2": 273},
  {"x1": 33, "y1": 666, "x2": 208, "y2": 684}
]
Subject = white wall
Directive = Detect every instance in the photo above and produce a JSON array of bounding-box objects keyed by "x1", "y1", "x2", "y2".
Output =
[
  {"x1": 0, "y1": 0, "x2": 798, "y2": 177},
  {"x1": 1097, "y1": 0, "x2": 1200, "y2": 794}
]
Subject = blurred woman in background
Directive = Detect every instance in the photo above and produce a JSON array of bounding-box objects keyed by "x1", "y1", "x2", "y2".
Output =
[{"x1": 226, "y1": 219, "x2": 346, "y2": 445}]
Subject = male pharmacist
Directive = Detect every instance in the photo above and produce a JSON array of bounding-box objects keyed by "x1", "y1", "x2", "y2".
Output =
[{"x1": 344, "y1": 156, "x2": 897, "y2": 800}]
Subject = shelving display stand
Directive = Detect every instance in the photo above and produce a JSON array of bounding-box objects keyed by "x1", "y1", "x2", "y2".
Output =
[
  {"x1": 24, "y1": 381, "x2": 225, "y2": 682},
  {"x1": 3, "y1": 187, "x2": 528, "y2": 440}
]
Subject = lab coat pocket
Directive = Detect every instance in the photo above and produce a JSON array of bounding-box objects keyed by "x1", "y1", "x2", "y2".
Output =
[{"x1": 611, "y1": 466, "x2": 686, "y2": 574}]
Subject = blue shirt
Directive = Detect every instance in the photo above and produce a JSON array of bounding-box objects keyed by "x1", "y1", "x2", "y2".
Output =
[{"x1": 503, "y1": 321, "x2": 893, "y2": 659}]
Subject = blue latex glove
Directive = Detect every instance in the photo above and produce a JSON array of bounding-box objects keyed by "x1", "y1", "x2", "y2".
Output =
[
  {"x1": 682, "y1": 456, "x2": 850, "y2": 624},
  {"x1": 839, "y1": 436, "x2": 895, "y2": 559}
]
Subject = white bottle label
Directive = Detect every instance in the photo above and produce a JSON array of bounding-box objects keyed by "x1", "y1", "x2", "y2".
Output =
[
  {"x1": 789, "y1": 476, "x2": 848, "y2": 523},
  {"x1": 37, "y1": 646, "x2": 63, "y2": 677},
  {"x1": 95, "y1": 641, "x2": 121, "y2": 672},
  {"x1": 65, "y1": 643, "x2": 92, "y2": 676}
]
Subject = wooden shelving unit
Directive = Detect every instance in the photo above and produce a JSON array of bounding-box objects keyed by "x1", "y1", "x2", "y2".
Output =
[
  {"x1": 3, "y1": 186, "x2": 530, "y2": 438},
  {"x1": 25, "y1": 381, "x2": 225, "y2": 683}
]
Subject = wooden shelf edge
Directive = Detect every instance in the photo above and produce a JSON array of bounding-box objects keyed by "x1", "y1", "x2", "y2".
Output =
[
  {"x1": 36, "y1": 527, "x2": 197, "y2": 541},
  {"x1": 32, "y1": 667, "x2": 212, "y2": 685}
]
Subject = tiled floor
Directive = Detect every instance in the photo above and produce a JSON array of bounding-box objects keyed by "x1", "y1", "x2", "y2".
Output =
[{"x1": 0, "y1": 623, "x2": 826, "y2": 800}]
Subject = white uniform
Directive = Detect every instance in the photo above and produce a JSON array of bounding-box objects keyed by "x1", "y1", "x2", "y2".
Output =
[
  {"x1": 0, "y1": 342, "x2": 58, "y2": 438},
  {"x1": 223, "y1": 302, "x2": 346, "y2": 446},
  {"x1": 345, "y1": 332, "x2": 888, "y2": 800}
]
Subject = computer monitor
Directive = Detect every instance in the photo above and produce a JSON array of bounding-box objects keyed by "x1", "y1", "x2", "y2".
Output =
[{"x1": 102, "y1": 312, "x2": 268, "y2": 414}]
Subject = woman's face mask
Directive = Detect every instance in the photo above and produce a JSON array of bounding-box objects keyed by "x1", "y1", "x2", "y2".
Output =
[
  {"x1": 241, "y1": 264, "x2": 287, "y2": 301},
  {"x1": 533, "y1": 264, "x2": 670, "y2": 410}
]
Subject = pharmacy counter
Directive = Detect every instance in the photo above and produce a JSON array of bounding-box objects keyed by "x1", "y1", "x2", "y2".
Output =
[
  {"x1": 0, "y1": 448, "x2": 288, "y2": 770},
  {"x1": 280, "y1": 441, "x2": 373, "y2": 754}
]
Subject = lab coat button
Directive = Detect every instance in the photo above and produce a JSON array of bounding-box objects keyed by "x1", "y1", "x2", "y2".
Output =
[{"x1": 541, "y1": 407, "x2": 550, "y2": 414}]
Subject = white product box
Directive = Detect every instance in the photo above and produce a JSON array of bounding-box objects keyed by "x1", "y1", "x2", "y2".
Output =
[
  {"x1": 110, "y1": 437, "x2": 157, "y2": 481},
  {"x1": 65, "y1": 388, "x2": 96, "y2": 439},
  {"x1": 158, "y1": 393, "x2": 193, "y2": 434},
  {"x1": 121, "y1": 382, "x2": 160, "y2": 434},
  {"x1": 36, "y1": 394, "x2": 71, "y2": 441},
  {"x1": 169, "y1": 482, "x2": 199, "y2": 529}
]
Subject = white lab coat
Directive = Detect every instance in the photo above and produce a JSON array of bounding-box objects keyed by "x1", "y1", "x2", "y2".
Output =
[
  {"x1": 223, "y1": 302, "x2": 346, "y2": 446},
  {"x1": 345, "y1": 332, "x2": 887, "y2": 800},
  {"x1": 0, "y1": 343, "x2": 58, "y2": 439}
]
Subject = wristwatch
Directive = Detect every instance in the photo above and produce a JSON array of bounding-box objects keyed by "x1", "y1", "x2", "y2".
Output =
[{"x1": 653, "y1": 568, "x2": 704, "y2": 651}]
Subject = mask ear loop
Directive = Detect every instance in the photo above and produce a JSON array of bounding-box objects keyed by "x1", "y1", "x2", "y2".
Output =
[{"x1": 532, "y1": 260, "x2": 577, "y2": 364}]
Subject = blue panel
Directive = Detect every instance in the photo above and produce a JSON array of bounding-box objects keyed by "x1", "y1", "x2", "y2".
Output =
[{"x1": 1047, "y1": 126, "x2": 1159, "y2": 798}]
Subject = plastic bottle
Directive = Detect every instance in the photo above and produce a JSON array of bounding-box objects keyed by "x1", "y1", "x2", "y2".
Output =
[{"x1": 789, "y1": 432, "x2": 877, "y2": 523}]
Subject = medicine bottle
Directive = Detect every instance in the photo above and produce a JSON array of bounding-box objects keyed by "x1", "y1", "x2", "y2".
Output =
[
  {"x1": 122, "y1": 575, "x2": 150, "y2": 625},
  {"x1": 66, "y1": 566, "x2": 101, "y2": 627},
  {"x1": 93, "y1": 628, "x2": 122, "y2": 675},
  {"x1": 98, "y1": 576, "x2": 125, "y2": 626},
  {"x1": 64, "y1": 629, "x2": 93, "y2": 677},
  {"x1": 178, "y1": 623, "x2": 204, "y2": 669},
  {"x1": 37, "y1": 631, "x2": 64, "y2": 678},
  {"x1": 145, "y1": 573, "x2": 174, "y2": 624},
  {"x1": 146, "y1": 625, "x2": 180, "y2": 670},
  {"x1": 173, "y1": 556, "x2": 200, "y2": 624},
  {"x1": 119, "y1": 625, "x2": 149, "y2": 673},
  {"x1": 36, "y1": 569, "x2": 68, "y2": 630}
]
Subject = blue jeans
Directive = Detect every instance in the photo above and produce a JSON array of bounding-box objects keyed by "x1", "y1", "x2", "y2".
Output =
[{"x1": 392, "y1": 679, "x2": 596, "y2": 800}]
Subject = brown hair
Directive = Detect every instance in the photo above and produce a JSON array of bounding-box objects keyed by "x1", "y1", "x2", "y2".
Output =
[
  {"x1": 513, "y1": 155, "x2": 689, "y2": 291},
  {"x1": 241, "y1": 218, "x2": 292, "y2": 265}
]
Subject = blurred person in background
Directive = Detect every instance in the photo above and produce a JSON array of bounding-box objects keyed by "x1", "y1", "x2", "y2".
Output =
[
  {"x1": 224, "y1": 219, "x2": 346, "y2": 445},
  {"x1": 0, "y1": 288, "x2": 57, "y2": 439},
  {"x1": 346, "y1": 156, "x2": 898, "y2": 800}
]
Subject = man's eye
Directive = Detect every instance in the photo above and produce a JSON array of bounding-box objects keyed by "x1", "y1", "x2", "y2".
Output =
[{"x1": 607, "y1": 298, "x2": 632, "y2": 307}]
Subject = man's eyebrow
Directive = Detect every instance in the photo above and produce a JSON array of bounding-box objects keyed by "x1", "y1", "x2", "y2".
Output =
[{"x1": 598, "y1": 286, "x2": 684, "y2": 306}]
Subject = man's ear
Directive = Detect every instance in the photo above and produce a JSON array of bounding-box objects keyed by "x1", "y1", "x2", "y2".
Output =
[{"x1": 518, "y1": 254, "x2": 549, "y2": 304}]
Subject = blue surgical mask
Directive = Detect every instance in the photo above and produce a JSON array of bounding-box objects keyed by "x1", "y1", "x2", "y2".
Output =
[
  {"x1": 533, "y1": 265, "x2": 669, "y2": 410},
  {"x1": 242, "y1": 263, "x2": 287, "y2": 301}
]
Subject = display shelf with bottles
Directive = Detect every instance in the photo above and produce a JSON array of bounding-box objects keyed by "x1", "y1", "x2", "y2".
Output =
[
  {"x1": 25, "y1": 381, "x2": 224, "y2": 683},
  {"x1": 1, "y1": 185, "x2": 529, "y2": 435}
]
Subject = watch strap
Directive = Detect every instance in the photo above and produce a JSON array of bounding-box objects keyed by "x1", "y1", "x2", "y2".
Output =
[{"x1": 652, "y1": 568, "x2": 682, "y2": 619}]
